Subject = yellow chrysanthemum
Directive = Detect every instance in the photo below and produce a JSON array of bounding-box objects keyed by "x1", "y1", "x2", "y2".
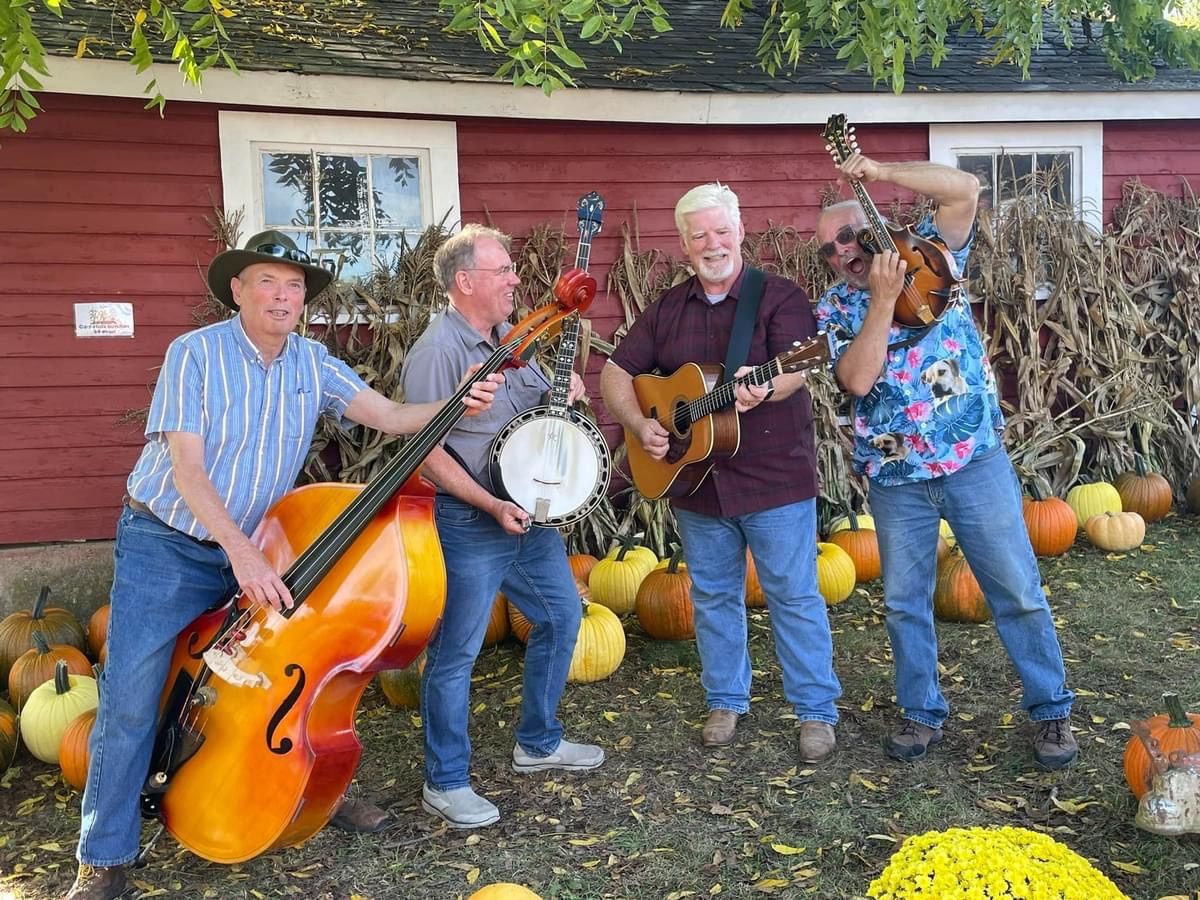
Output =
[{"x1": 867, "y1": 826, "x2": 1128, "y2": 900}]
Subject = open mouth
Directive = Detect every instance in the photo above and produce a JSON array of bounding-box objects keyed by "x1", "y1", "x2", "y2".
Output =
[{"x1": 846, "y1": 256, "x2": 868, "y2": 277}]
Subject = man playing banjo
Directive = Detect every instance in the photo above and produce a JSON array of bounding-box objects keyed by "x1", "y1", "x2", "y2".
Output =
[{"x1": 400, "y1": 224, "x2": 606, "y2": 829}]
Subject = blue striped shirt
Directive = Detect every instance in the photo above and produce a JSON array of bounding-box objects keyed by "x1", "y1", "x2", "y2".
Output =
[{"x1": 126, "y1": 315, "x2": 367, "y2": 540}]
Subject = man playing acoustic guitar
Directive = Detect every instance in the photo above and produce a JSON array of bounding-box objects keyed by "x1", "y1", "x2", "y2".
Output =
[
  {"x1": 601, "y1": 183, "x2": 842, "y2": 764},
  {"x1": 813, "y1": 150, "x2": 1077, "y2": 769}
]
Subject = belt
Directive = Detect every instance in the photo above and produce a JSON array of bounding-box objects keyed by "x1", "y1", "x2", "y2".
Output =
[{"x1": 125, "y1": 497, "x2": 222, "y2": 550}]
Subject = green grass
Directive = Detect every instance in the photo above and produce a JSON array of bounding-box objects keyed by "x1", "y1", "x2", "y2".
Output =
[{"x1": 2, "y1": 516, "x2": 1199, "y2": 899}]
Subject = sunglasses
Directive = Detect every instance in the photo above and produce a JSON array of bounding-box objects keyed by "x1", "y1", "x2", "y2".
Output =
[
  {"x1": 254, "y1": 242, "x2": 313, "y2": 265},
  {"x1": 818, "y1": 225, "x2": 861, "y2": 259}
]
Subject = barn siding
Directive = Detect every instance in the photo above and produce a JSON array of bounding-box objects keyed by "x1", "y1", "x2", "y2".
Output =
[
  {"x1": 1103, "y1": 121, "x2": 1200, "y2": 222},
  {"x1": 0, "y1": 94, "x2": 222, "y2": 544}
]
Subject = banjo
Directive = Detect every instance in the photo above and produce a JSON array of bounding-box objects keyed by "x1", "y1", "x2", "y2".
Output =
[{"x1": 488, "y1": 192, "x2": 612, "y2": 528}]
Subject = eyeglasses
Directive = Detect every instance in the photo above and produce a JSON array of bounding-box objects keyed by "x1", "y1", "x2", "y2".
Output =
[
  {"x1": 818, "y1": 225, "x2": 861, "y2": 259},
  {"x1": 463, "y1": 263, "x2": 518, "y2": 277},
  {"x1": 253, "y1": 242, "x2": 313, "y2": 265}
]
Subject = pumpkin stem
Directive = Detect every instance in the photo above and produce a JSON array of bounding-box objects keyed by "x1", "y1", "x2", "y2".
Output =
[
  {"x1": 847, "y1": 509, "x2": 861, "y2": 531},
  {"x1": 1133, "y1": 453, "x2": 1151, "y2": 478},
  {"x1": 32, "y1": 585, "x2": 51, "y2": 620},
  {"x1": 1163, "y1": 692, "x2": 1193, "y2": 728},
  {"x1": 614, "y1": 532, "x2": 640, "y2": 562},
  {"x1": 666, "y1": 544, "x2": 686, "y2": 574},
  {"x1": 31, "y1": 630, "x2": 51, "y2": 655},
  {"x1": 53, "y1": 659, "x2": 71, "y2": 695}
]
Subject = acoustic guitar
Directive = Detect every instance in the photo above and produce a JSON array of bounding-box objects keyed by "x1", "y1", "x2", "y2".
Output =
[
  {"x1": 822, "y1": 113, "x2": 964, "y2": 328},
  {"x1": 625, "y1": 336, "x2": 832, "y2": 500}
]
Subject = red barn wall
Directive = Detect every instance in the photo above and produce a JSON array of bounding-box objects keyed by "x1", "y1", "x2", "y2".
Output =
[
  {"x1": 1103, "y1": 121, "x2": 1200, "y2": 222},
  {"x1": 0, "y1": 95, "x2": 221, "y2": 545}
]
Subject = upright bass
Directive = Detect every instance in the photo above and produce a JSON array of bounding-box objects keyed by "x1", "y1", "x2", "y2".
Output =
[{"x1": 140, "y1": 294, "x2": 585, "y2": 864}]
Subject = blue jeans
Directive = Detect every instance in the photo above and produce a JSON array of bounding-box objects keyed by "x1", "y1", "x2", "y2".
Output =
[
  {"x1": 78, "y1": 506, "x2": 236, "y2": 866},
  {"x1": 422, "y1": 495, "x2": 582, "y2": 790},
  {"x1": 869, "y1": 445, "x2": 1074, "y2": 729},
  {"x1": 674, "y1": 500, "x2": 841, "y2": 724}
]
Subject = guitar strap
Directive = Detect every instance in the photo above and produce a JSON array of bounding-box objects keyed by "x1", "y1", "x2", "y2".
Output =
[
  {"x1": 885, "y1": 323, "x2": 935, "y2": 353},
  {"x1": 720, "y1": 266, "x2": 765, "y2": 384}
]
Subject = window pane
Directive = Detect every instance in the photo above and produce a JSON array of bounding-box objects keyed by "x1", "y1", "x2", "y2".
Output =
[
  {"x1": 997, "y1": 153, "x2": 1034, "y2": 201},
  {"x1": 317, "y1": 155, "x2": 368, "y2": 228},
  {"x1": 262, "y1": 153, "x2": 315, "y2": 228},
  {"x1": 371, "y1": 156, "x2": 423, "y2": 229},
  {"x1": 321, "y1": 231, "x2": 373, "y2": 280},
  {"x1": 957, "y1": 154, "x2": 995, "y2": 211},
  {"x1": 1036, "y1": 153, "x2": 1073, "y2": 204}
]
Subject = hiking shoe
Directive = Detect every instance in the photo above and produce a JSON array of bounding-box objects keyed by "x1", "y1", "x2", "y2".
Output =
[
  {"x1": 512, "y1": 739, "x2": 605, "y2": 773},
  {"x1": 328, "y1": 796, "x2": 395, "y2": 833},
  {"x1": 701, "y1": 709, "x2": 741, "y2": 747},
  {"x1": 65, "y1": 864, "x2": 128, "y2": 900},
  {"x1": 421, "y1": 784, "x2": 500, "y2": 829},
  {"x1": 798, "y1": 721, "x2": 837, "y2": 764},
  {"x1": 1032, "y1": 717, "x2": 1078, "y2": 770},
  {"x1": 885, "y1": 719, "x2": 944, "y2": 761}
]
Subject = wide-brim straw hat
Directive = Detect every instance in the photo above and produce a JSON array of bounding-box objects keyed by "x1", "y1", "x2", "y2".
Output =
[{"x1": 206, "y1": 229, "x2": 333, "y2": 310}]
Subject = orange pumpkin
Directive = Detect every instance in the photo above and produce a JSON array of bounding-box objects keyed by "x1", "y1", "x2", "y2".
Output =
[
  {"x1": 826, "y1": 511, "x2": 881, "y2": 583},
  {"x1": 744, "y1": 549, "x2": 765, "y2": 608},
  {"x1": 9, "y1": 631, "x2": 92, "y2": 711},
  {"x1": 1022, "y1": 477, "x2": 1078, "y2": 557},
  {"x1": 934, "y1": 550, "x2": 991, "y2": 623},
  {"x1": 0, "y1": 697, "x2": 17, "y2": 775},
  {"x1": 0, "y1": 586, "x2": 87, "y2": 684},
  {"x1": 59, "y1": 668, "x2": 101, "y2": 792},
  {"x1": 1084, "y1": 510, "x2": 1145, "y2": 552},
  {"x1": 1123, "y1": 692, "x2": 1200, "y2": 798},
  {"x1": 86, "y1": 604, "x2": 111, "y2": 661},
  {"x1": 482, "y1": 593, "x2": 510, "y2": 648},
  {"x1": 1114, "y1": 456, "x2": 1172, "y2": 523},
  {"x1": 635, "y1": 547, "x2": 694, "y2": 640},
  {"x1": 567, "y1": 554, "x2": 599, "y2": 584}
]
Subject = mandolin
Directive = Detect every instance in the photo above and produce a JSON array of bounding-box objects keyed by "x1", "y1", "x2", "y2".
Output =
[{"x1": 822, "y1": 113, "x2": 964, "y2": 329}]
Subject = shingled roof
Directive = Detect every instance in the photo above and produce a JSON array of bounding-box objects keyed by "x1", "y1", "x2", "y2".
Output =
[{"x1": 36, "y1": 0, "x2": 1200, "y2": 94}]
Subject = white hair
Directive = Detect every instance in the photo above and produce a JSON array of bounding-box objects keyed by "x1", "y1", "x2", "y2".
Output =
[{"x1": 674, "y1": 182, "x2": 742, "y2": 235}]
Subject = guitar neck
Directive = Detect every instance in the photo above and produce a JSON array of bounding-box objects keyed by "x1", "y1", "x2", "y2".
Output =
[
  {"x1": 685, "y1": 357, "x2": 782, "y2": 424},
  {"x1": 546, "y1": 237, "x2": 593, "y2": 408},
  {"x1": 848, "y1": 179, "x2": 897, "y2": 254}
]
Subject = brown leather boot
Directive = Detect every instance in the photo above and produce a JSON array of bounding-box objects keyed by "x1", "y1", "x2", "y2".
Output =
[
  {"x1": 1032, "y1": 717, "x2": 1078, "y2": 770},
  {"x1": 64, "y1": 864, "x2": 127, "y2": 900},
  {"x1": 797, "y1": 721, "x2": 837, "y2": 764},
  {"x1": 328, "y1": 796, "x2": 395, "y2": 833},
  {"x1": 701, "y1": 709, "x2": 741, "y2": 747},
  {"x1": 885, "y1": 719, "x2": 944, "y2": 762}
]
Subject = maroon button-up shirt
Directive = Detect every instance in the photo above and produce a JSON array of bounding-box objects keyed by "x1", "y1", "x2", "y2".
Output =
[{"x1": 610, "y1": 266, "x2": 819, "y2": 518}]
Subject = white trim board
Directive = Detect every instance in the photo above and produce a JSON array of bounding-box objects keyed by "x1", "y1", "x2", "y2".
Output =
[{"x1": 43, "y1": 57, "x2": 1200, "y2": 126}]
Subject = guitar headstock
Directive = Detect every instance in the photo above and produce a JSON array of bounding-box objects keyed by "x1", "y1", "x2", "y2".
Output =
[
  {"x1": 822, "y1": 114, "x2": 858, "y2": 167},
  {"x1": 777, "y1": 334, "x2": 833, "y2": 374},
  {"x1": 577, "y1": 191, "x2": 604, "y2": 243}
]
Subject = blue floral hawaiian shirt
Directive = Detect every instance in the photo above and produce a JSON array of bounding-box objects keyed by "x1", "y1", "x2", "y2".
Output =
[{"x1": 814, "y1": 217, "x2": 1004, "y2": 485}]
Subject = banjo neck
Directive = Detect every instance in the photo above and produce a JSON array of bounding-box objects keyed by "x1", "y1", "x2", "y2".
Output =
[{"x1": 546, "y1": 193, "x2": 600, "y2": 411}]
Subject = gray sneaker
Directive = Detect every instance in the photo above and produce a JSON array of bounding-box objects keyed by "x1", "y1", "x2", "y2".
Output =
[
  {"x1": 512, "y1": 739, "x2": 605, "y2": 773},
  {"x1": 421, "y1": 784, "x2": 500, "y2": 829}
]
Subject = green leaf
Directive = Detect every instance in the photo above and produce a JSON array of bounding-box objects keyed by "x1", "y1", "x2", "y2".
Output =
[
  {"x1": 579, "y1": 14, "x2": 603, "y2": 38},
  {"x1": 521, "y1": 13, "x2": 546, "y2": 32},
  {"x1": 549, "y1": 42, "x2": 585, "y2": 67},
  {"x1": 650, "y1": 15, "x2": 671, "y2": 32},
  {"x1": 220, "y1": 48, "x2": 239, "y2": 72}
]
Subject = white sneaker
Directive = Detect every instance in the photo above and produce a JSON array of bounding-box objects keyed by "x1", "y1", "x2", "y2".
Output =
[
  {"x1": 421, "y1": 784, "x2": 500, "y2": 829},
  {"x1": 512, "y1": 739, "x2": 606, "y2": 773}
]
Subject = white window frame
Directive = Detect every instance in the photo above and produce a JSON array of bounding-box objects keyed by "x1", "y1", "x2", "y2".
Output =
[
  {"x1": 929, "y1": 123, "x2": 1103, "y2": 232},
  {"x1": 218, "y1": 110, "x2": 461, "y2": 274}
]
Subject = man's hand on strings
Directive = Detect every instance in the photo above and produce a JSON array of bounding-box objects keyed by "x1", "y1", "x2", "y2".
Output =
[
  {"x1": 227, "y1": 544, "x2": 295, "y2": 612},
  {"x1": 458, "y1": 363, "x2": 504, "y2": 416},
  {"x1": 733, "y1": 366, "x2": 772, "y2": 413}
]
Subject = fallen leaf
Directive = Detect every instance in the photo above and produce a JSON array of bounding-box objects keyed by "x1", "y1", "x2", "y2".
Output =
[
  {"x1": 466, "y1": 867, "x2": 480, "y2": 884},
  {"x1": 770, "y1": 843, "x2": 806, "y2": 855},
  {"x1": 1111, "y1": 860, "x2": 1147, "y2": 875}
]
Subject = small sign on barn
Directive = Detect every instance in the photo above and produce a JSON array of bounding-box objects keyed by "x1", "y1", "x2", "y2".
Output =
[{"x1": 74, "y1": 302, "x2": 134, "y2": 338}]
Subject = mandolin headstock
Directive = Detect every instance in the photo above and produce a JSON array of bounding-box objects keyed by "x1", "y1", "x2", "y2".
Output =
[{"x1": 822, "y1": 114, "x2": 859, "y2": 168}]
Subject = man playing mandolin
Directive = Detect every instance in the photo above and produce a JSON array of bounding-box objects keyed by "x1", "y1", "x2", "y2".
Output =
[
  {"x1": 601, "y1": 183, "x2": 842, "y2": 764},
  {"x1": 66, "y1": 231, "x2": 503, "y2": 900},
  {"x1": 813, "y1": 148, "x2": 1077, "y2": 769},
  {"x1": 400, "y1": 224, "x2": 605, "y2": 831}
]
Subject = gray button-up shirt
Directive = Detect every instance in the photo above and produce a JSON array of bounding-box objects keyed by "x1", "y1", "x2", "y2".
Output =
[{"x1": 401, "y1": 305, "x2": 550, "y2": 493}]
